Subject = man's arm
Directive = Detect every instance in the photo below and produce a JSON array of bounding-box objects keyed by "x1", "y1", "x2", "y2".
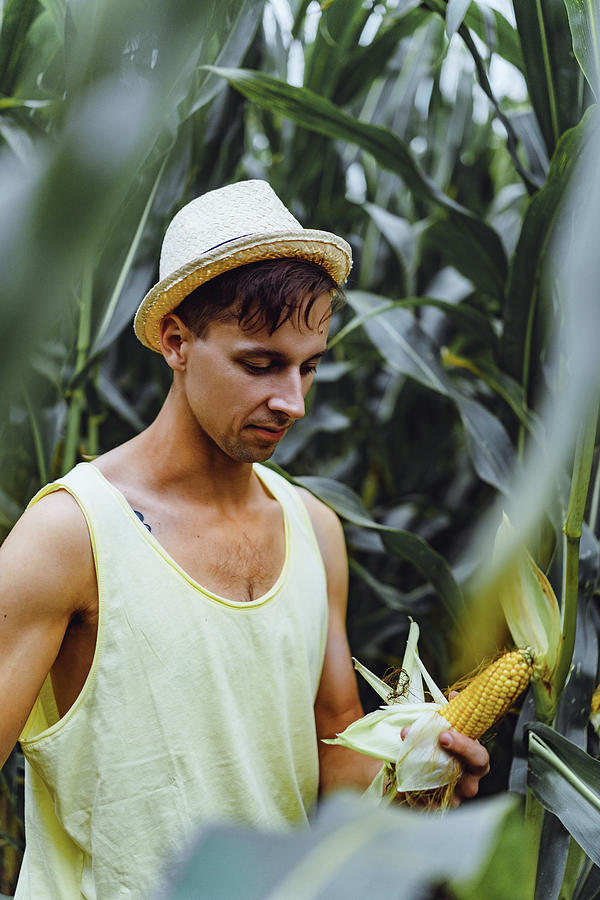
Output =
[
  {"x1": 298, "y1": 488, "x2": 489, "y2": 800},
  {"x1": 0, "y1": 491, "x2": 95, "y2": 768}
]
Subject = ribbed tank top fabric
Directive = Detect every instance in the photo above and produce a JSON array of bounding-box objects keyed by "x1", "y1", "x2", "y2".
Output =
[{"x1": 15, "y1": 462, "x2": 328, "y2": 900}]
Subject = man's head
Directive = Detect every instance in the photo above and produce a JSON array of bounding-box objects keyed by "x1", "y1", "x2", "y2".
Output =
[{"x1": 133, "y1": 180, "x2": 352, "y2": 352}]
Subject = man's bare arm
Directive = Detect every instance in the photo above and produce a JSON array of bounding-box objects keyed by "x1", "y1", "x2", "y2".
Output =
[
  {"x1": 0, "y1": 491, "x2": 96, "y2": 768},
  {"x1": 299, "y1": 488, "x2": 490, "y2": 800},
  {"x1": 298, "y1": 489, "x2": 382, "y2": 793}
]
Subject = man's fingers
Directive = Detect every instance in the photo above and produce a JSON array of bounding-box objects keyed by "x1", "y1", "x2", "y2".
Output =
[{"x1": 439, "y1": 730, "x2": 490, "y2": 776}]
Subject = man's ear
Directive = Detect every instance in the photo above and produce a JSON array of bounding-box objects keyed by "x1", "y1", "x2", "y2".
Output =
[{"x1": 160, "y1": 314, "x2": 194, "y2": 371}]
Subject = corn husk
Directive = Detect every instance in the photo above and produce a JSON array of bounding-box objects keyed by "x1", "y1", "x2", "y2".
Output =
[
  {"x1": 493, "y1": 514, "x2": 561, "y2": 683},
  {"x1": 325, "y1": 620, "x2": 459, "y2": 796}
]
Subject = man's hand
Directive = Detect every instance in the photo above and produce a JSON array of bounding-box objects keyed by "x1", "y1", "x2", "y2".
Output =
[{"x1": 438, "y1": 729, "x2": 490, "y2": 805}]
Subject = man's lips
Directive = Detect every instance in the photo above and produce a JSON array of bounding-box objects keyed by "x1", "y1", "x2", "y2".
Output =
[{"x1": 246, "y1": 423, "x2": 290, "y2": 440}]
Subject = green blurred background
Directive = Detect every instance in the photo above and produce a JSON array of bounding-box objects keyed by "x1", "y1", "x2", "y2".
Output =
[{"x1": 1, "y1": 0, "x2": 600, "y2": 896}]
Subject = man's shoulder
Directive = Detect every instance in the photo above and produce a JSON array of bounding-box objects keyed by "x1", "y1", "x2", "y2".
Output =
[{"x1": 1, "y1": 488, "x2": 95, "y2": 614}]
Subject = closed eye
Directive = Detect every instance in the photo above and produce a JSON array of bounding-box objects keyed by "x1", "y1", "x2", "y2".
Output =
[{"x1": 242, "y1": 361, "x2": 320, "y2": 376}]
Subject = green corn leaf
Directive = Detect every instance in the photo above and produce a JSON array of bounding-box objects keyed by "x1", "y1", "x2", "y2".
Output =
[
  {"x1": 292, "y1": 473, "x2": 466, "y2": 627},
  {"x1": 563, "y1": 0, "x2": 600, "y2": 99},
  {"x1": 209, "y1": 66, "x2": 507, "y2": 298},
  {"x1": 0, "y1": 0, "x2": 40, "y2": 94},
  {"x1": 528, "y1": 723, "x2": 600, "y2": 866},
  {"x1": 334, "y1": 8, "x2": 430, "y2": 106},
  {"x1": 156, "y1": 793, "x2": 519, "y2": 900},
  {"x1": 329, "y1": 295, "x2": 497, "y2": 353},
  {"x1": 513, "y1": 0, "x2": 587, "y2": 156},
  {"x1": 463, "y1": 4, "x2": 524, "y2": 72},
  {"x1": 345, "y1": 291, "x2": 515, "y2": 494},
  {"x1": 447, "y1": 0, "x2": 472, "y2": 38},
  {"x1": 501, "y1": 107, "x2": 597, "y2": 397}
]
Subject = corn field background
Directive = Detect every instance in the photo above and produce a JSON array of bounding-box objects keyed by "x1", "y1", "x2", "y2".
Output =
[{"x1": 1, "y1": 0, "x2": 600, "y2": 896}]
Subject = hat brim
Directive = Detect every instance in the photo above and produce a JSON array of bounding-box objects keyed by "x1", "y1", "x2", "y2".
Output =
[{"x1": 134, "y1": 229, "x2": 352, "y2": 352}]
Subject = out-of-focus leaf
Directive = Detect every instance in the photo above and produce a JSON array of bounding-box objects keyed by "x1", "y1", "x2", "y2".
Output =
[
  {"x1": 447, "y1": 0, "x2": 472, "y2": 38},
  {"x1": 453, "y1": 798, "x2": 535, "y2": 900},
  {"x1": 528, "y1": 723, "x2": 600, "y2": 866},
  {"x1": 96, "y1": 371, "x2": 145, "y2": 432},
  {"x1": 381, "y1": 530, "x2": 467, "y2": 627},
  {"x1": 303, "y1": 0, "x2": 369, "y2": 101},
  {"x1": 155, "y1": 792, "x2": 519, "y2": 900},
  {"x1": 293, "y1": 474, "x2": 464, "y2": 623},
  {"x1": 501, "y1": 108, "x2": 597, "y2": 394},
  {"x1": 362, "y1": 202, "x2": 426, "y2": 290},
  {"x1": 0, "y1": 485, "x2": 22, "y2": 529},
  {"x1": 0, "y1": 0, "x2": 40, "y2": 93},
  {"x1": 463, "y1": 3, "x2": 524, "y2": 72},
  {"x1": 92, "y1": 157, "x2": 167, "y2": 354},
  {"x1": 425, "y1": 214, "x2": 506, "y2": 297},
  {"x1": 349, "y1": 558, "x2": 410, "y2": 612},
  {"x1": 210, "y1": 67, "x2": 507, "y2": 297},
  {"x1": 181, "y1": 0, "x2": 265, "y2": 120},
  {"x1": 513, "y1": 0, "x2": 586, "y2": 156},
  {"x1": 330, "y1": 294, "x2": 497, "y2": 353},
  {"x1": 563, "y1": 0, "x2": 600, "y2": 99},
  {"x1": 334, "y1": 8, "x2": 430, "y2": 106},
  {"x1": 441, "y1": 349, "x2": 540, "y2": 436},
  {"x1": 346, "y1": 292, "x2": 515, "y2": 493},
  {"x1": 272, "y1": 405, "x2": 350, "y2": 466}
]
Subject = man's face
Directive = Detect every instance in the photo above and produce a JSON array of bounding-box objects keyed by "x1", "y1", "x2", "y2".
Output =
[{"x1": 179, "y1": 292, "x2": 331, "y2": 463}]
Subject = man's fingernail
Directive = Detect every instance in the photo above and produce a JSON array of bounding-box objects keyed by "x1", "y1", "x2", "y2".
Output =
[{"x1": 439, "y1": 732, "x2": 453, "y2": 748}]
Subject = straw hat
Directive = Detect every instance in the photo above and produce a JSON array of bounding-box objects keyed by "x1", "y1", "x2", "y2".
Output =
[{"x1": 134, "y1": 179, "x2": 353, "y2": 351}]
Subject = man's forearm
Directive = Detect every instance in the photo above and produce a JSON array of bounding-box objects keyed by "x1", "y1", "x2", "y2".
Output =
[{"x1": 318, "y1": 742, "x2": 383, "y2": 796}]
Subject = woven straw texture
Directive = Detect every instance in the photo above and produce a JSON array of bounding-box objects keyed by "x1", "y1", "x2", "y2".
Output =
[{"x1": 134, "y1": 180, "x2": 352, "y2": 351}]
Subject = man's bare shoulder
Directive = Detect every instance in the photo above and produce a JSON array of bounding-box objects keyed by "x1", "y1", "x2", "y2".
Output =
[
  {"x1": 295, "y1": 486, "x2": 343, "y2": 541},
  {"x1": 294, "y1": 487, "x2": 348, "y2": 605},
  {"x1": 0, "y1": 489, "x2": 95, "y2": 618}
]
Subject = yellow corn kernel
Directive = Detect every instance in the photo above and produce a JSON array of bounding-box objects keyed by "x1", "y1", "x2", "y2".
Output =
[
  {"x1": 439, "y1": 649, "x2": 534, "y2": 739},
  {"x1": 591, "y1": 686, "x2": 600, "y2": 714}
]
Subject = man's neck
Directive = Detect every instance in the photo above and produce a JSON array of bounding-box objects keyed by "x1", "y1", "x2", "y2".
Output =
[{"x1": 103, "y1": 385, "x2": 260, "y2": 511}]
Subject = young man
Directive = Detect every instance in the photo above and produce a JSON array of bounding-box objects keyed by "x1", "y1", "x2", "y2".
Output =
[{"x1": 0, "y1": 181, "x2": 489, "y2": 897}]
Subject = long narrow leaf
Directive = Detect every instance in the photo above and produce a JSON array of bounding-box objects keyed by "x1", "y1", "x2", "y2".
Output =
[
  {"x1": 209, "y1": 66, "x2": 507, "y2": 296},
  {"x1": 528, "y1": 723, "x2": 600, "y2": 866},
  {"x1": 513, "y1": 0, "x2": 586, "y2": 156},
  {"x1": 293, "y1": 474, "x2": 465, "y2": 626},
  {"x1": 0, "y1": 0, "x2": 40, "y2": 93},
  {"x1": 501, "y1": 108, "x2": 597, "y2": 395},
  {"x1": 346, "y1": 291, "x2": 515, "y2": 493},
  {"x1": 563, "y1": 0, "x2": 600, "y2": 99},
  {"x1": 92, "y1": 157, "x2": 167, "y2": 353}
]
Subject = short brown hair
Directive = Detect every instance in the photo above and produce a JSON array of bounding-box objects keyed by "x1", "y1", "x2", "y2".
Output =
[{"x1": 172, "y1": 258, "x2": 344, "y2": 337}]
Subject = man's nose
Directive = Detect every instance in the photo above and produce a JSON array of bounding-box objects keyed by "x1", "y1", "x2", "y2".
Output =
[{"x1": 267, "y1": 373, "x2": 306, "y2": 420}]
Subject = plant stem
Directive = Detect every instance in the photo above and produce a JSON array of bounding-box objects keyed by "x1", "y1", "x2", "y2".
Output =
[
  {"x1": 23, "y1": 386, "x2": 48, "y2": 486},
  {"x1": 552, "y1": 399, "x2": 599, "y2": 702},
  {"x1": 62, "y1": 262, "x2": 93, "y2": 474},
  {"x1": 558, "y1": 838, "x2": 585, "y2": 900}
]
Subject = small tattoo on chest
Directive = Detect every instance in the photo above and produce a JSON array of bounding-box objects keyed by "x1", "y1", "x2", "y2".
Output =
[{"x1": 134, "y1": 510, "x2": 152, "y2": 532}]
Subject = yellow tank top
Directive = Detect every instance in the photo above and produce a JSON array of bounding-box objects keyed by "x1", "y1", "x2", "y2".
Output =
[{"x1": 16, "y1": 462, "x2": 328, "y2": 899}]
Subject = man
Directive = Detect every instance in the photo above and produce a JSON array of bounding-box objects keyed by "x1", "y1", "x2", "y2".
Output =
[{"x1": 0, "y1": 181, "x2": 489, "y2": 898}]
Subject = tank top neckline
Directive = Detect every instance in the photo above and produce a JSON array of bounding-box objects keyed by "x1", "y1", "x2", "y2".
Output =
[{"x1": 79, "y1": 461, "x2": 291, "y2": 609}]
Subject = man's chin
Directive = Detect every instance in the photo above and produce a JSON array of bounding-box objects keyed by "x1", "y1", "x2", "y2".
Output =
[{"x1": 222, "y1": 442, "x2": 277, "y2": 464}]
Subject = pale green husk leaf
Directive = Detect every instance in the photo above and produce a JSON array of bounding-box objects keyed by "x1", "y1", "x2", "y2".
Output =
[{"x1": 494, "y1": 513, "x2": 561, "y2": 680}]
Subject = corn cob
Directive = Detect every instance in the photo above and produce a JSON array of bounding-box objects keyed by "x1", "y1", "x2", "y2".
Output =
[{"x1": 439, "y1": 649, "x2": 534, "y2": 739}]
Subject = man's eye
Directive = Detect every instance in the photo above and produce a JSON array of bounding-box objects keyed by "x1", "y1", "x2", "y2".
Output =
[
  {"x1": 301, "y1": 364, "x2": 318, "y2": 375},
  {"x1": 243, "y1": 362, "x2": 272, "y2": 374}
]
